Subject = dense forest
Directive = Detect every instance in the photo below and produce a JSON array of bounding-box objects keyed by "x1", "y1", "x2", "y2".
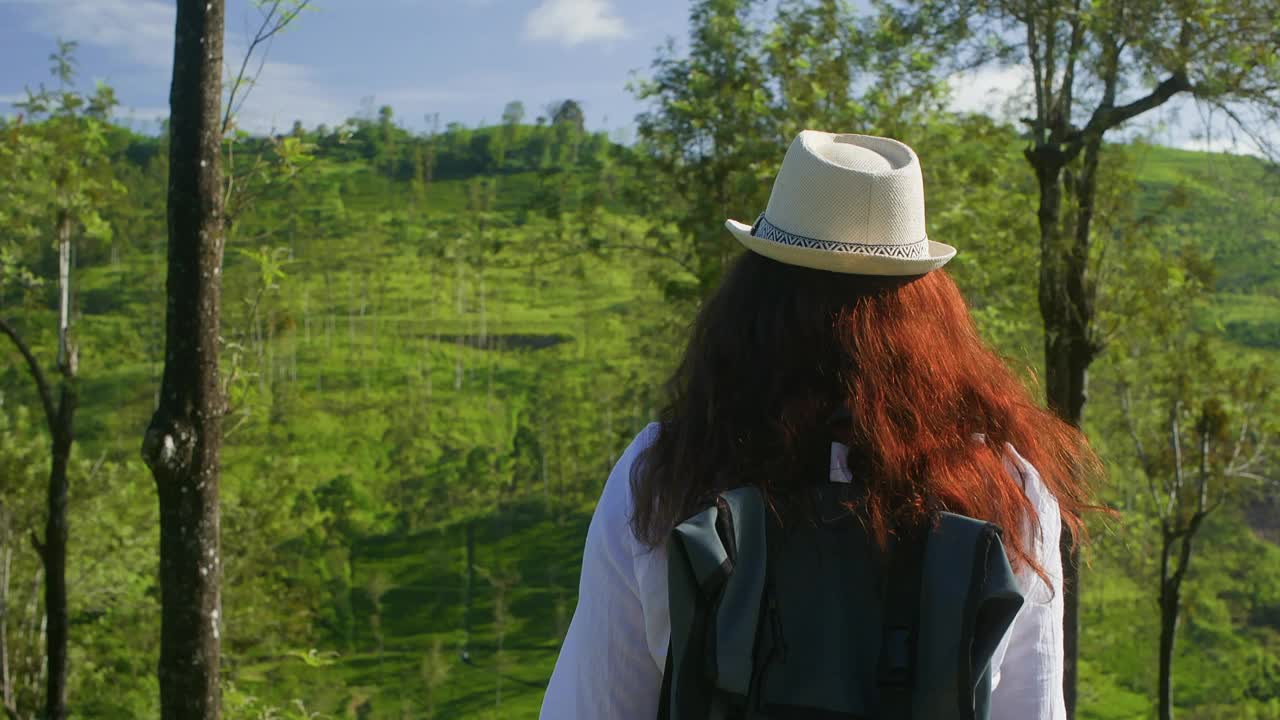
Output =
[{"x1": 2, "y1": 0, "x2": 1278, "y2": 719}]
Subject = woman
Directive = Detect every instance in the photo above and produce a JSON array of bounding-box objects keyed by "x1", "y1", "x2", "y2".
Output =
[{"x1": 541, "y1": 131, "x2": 1099, "y2": 720}]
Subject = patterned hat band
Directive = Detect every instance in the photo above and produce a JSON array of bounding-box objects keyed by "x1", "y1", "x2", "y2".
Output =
[{"x1": 751, "y1": 214, "x2": 930, "y2": 260}]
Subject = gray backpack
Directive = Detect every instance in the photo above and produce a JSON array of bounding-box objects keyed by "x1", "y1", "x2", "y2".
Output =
[{"x1": 658, "y1": 476, "x2": 1024, "y2": 720}]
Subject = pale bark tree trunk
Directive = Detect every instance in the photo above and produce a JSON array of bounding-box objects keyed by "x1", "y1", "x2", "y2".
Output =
[
  {"x1": 55, "y1": 217, "x2": 70, "y2": 371},
  {"x1": 463, "y1": 522, "x2": 475, "y2": 652},
  {"x1": 423, "y1": 336, "x2": 433, "y2": 403},
  {"x1": 141, "y1": 1, "x2": 225, "y2": 717},
  {"x1": 21, "y1": 568, "x2": 40, "y2": 700},
  {"x1": 1, "y1": 544, "x2": 12, "y2": 718},
  {"x1": 348, "y1": 275, "x2": 357, "y2": 355},
  {"x1": 34, "y1": 613, "x2": 45, "y2": 707},
  {"x1": 455, "y1": 338, "x2": 464, "y2": 391}
]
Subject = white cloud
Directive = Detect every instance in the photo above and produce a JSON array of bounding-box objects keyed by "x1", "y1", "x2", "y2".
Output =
[
  {"x1": 223, "y1": 59, "x2": 347, "y2": 133},
  {"x1": 114, "y1": 104, "x2": 169, "y2": 120},
  {"x1": 1120, "y1": 98, "x2": 1272, "y2": 159},
  {"x1": 0, "y1": 94, "x2": 25, "y2": 120},
  {"x1": 0, "y1": 0, "x2": 350, "y2": 134},
  {"x1": 378, "y1": 88, "x2": 468, "y2": 105},
  {"x1": 3, "y1": 0, "x2": 175, "y2": 68},
  {"x1": 524, "y1": 0, "x2": 625, "y2": 47},
  {"x1": 947, "y1": 65, "x2": 1031, "y2": 119},
  {"x1": 1174, "y1": 134, "x2": 1251, "y2": 155}
]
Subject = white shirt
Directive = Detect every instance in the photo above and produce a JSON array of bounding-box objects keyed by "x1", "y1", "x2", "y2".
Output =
[{"x1": 541, "y1": 423, "x2": 1065, "y2": 720}]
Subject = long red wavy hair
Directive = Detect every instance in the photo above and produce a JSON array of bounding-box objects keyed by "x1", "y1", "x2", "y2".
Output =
[{"x1": 630, "y1": 251, "x2": 1101, "y2": 579}]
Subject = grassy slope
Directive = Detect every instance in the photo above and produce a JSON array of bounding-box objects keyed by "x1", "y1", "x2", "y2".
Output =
[
  {"x1": 208, "y1": 167, "x2": 661, "y2": 718},
  {"x1": 272, "y1": 145, "x2": 1279, "y2": 720},
  {"x1": 235, "y1": 500, "x2": 592, "y2": 719},
  {"x1": 36, "y1": 161, "x2": 659, "y2": 718},
  {"x1": 6, "y1": 142, "x2": 1276, "y2": 718},
  {"x1": 1129, "y1": 144, "x2": 1280, "y2": 350}
]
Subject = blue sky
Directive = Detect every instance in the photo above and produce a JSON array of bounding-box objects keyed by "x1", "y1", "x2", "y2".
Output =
[
  {"x1": 0, "y1": 0, "x2": 691, "y2": 136},
  {"x1": 0, "y1": 0, "x2": 1262, "y2": 154}
]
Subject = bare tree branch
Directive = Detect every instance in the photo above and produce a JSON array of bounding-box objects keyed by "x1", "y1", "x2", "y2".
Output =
[
  {"x1": 1121, "y1": 384, "x2": 1165, "y2": 518},
  {"x1": 1226, "y1": 470, "x2": 1273, "y2": 484},
  {"x1": 1241, "y1": 434, "x2": 1270, "y2": 472},
  {"x1": 221, "y1": 0, "x2": 312, "y2": 136},
  {"x1": 1168, "y1": 401, "x2": 1184, "y2": 519},
  {"x1": 1226, "y1": 405, "x2": 1252, "y2": 473},
  {"x1": 1063, "y1": 71, "x2": 1193, "y2": 163},
  {"x1": 1025, "y1": 0, "x2": 1046, "y2": 142},
  {"x1": 1204, "y1": 99, "x2": 1280, "y2": 161},
  {"x1": 1196, "y1": 415, "x2": 1210, "y2": 514},
  {"x1": 1057, "y1": 0, "x2": 1085, "y2": 132}
]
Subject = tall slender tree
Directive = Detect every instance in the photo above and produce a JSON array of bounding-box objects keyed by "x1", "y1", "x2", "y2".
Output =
[
  {"x1": 1104, "y1": 238, "x2": 1278, "y2": 720},
  {"x1": 141, "y1": 0, "x2": 225, "y2": 717},
  {"x1": 1121, "y1": 368, "x2": 1275, "y2": 720},
  {"x1": 0, "y1": 41, "x2": 119, "y2": 720},
  {"x1": 899, "y1": 2, "x2": 1280, "y2": 712}
]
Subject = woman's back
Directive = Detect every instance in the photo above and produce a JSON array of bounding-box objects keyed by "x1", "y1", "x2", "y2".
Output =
[{"x1": 540, "y1": 423, "x2": 1066, "y2": 719}]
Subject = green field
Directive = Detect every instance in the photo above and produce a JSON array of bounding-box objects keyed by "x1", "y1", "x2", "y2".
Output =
[{"x1": 2, "y1": 113, "x2": 1279, "y2": 719}]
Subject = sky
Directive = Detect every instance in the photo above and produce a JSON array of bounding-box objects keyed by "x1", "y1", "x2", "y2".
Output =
[{"x1": 0, "y1": 0, "x2": 1263, "y2": 154}]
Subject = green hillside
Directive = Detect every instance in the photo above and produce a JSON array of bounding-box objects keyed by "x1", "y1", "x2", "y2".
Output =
[
  {"x1": 1125, "y1": 144, "x2": 1280, "y2": 354},
  {"x1": 228, "y1": 500, "x2": 591, "y2": 719},
  {"x1": 2, "y1": 115, "x2": 1278, "y2": 719},
  {"x1": 1131, "y1": 145, "x2": 1279, "y2": 294}
]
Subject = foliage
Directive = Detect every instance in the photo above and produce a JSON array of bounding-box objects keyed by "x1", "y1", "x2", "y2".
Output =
[
  {"x1": 628, "y1": 0, "x2": 952, "y2": 299},
  {"x1": 0, "y1": 15, "x2": 1277, "y2": 717},
  {"x1": 0, "y1": 41, "x2": 123, "y2": 301}
]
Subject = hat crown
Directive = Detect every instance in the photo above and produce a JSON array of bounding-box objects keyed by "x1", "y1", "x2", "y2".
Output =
[
  {"x1": 762, "y1": 131, "x2": 926, "y2": 252},
  {"x1": 725, "y1": 130, "x2": 955, "y2": 276},
  {"x1": 816, "y1": 138, "x2": 895, "y2": 173}
]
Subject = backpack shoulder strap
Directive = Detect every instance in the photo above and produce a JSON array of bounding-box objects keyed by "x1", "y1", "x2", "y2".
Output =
[
  {"x1": 660, "y1": 487, "x2": 769, "y2": 720},
  {"x1": 913, "y1": 513, "x2": 1024, "y2": 720},
  {"x1": 713, "y1": 488, "x2": 769, "y2": 696}
]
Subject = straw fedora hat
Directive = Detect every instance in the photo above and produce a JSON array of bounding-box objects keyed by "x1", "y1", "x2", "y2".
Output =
[{"x1": 725, "y1": 130, "x2": 955, "y2": 276}]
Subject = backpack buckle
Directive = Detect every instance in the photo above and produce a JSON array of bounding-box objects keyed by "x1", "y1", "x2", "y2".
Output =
[{"x1": 877, "y1": 626, "x2": 912, "y2": 688}]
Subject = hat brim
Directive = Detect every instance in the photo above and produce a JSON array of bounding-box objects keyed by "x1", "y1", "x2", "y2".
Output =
[{"x1": 725, "y1": 219, "x2": 955, "y2": 277}]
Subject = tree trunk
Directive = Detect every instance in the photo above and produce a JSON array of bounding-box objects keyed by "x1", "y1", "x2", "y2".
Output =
[
  {"x1": 541, "y1": 422, "x2": 549, "y2": 504},
  {"x1": 1157, "y1": 508, "x2": 1205, "y2": 720},
  {"x1": 1031, "y1": 148, "x2": 1098, "y2": 719},
  {"x1": 142, "y1": 1, "x2": 225, "y2": 718},
  {"x1": 35, "y1": 612, "x2": 45, "y2": 708},
  {"x1": 464, "y1": 522, "x2": 475, "y2": 653},
  {"x1": 0, "y1": 316, "x2": 66, "y2": 720},
  {"x1": 1, "y1": 544, "x2": 12, "y2": 715},
  {"x1": 1045, "y1": 304, "x2": 1089, "y2": 717},
  {"x1": 21, "y1": 568, "x2": 40, "y2": 703},
  {"x1": 26, "y1": 206, "x2": 80, "y2": 720},
  {"x1": 55, "y1": 216, "x2": 71, "y2": 371},
  {"x1": 40, "y1": 383, "x2": 74, "y2": 720},
  {"x1": 1157, "y1": 535, "x2": 1179, "y2": 720}
]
